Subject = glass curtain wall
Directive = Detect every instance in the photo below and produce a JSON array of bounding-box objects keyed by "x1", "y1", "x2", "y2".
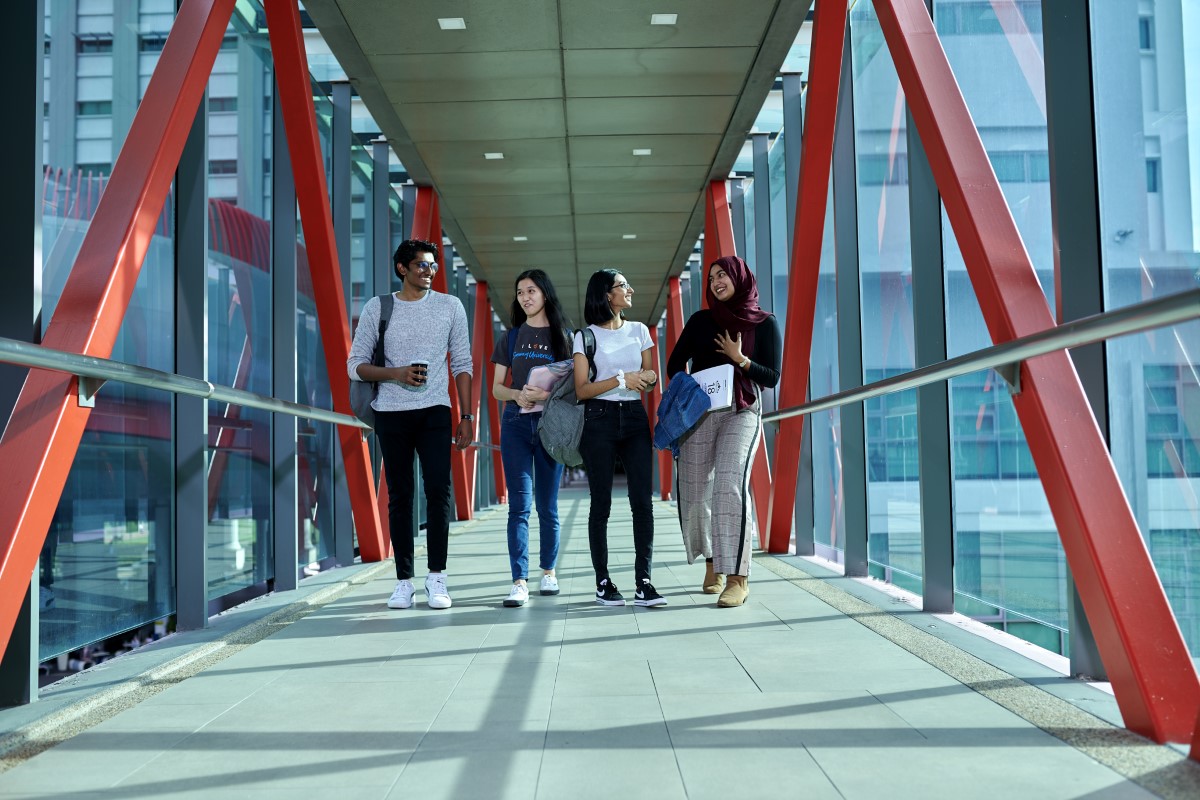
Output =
[
  {"x1": 39, "y1": 0, "x2": 176, "y2": 660},
  {"x1": 1092, "y1": 1, "x2": 1200, "y2": 654},
  {"x1": 295, "y1": 84, "x2": 337, "y2": 570},
  {"x1": 812, "y1": 185, "x2": 843, "y2": 558},
  {"x1": 934, "y1": 0, "x2": 1065, "y2": 651},
  {"x1": 205, "y1": 9, "x2": 276, "y2": 601},
  {"x1": 850, "y1": 3, "x2": 922, "y2": 593}
]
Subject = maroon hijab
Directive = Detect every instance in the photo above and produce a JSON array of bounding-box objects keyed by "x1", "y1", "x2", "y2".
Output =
[{"x1": 705, "y1": 256, "x2": 771, "y2": 411}]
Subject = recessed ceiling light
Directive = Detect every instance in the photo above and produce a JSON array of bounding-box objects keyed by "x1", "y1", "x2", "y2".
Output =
[
  {"x1": 622, "y1": 234, "x2": 637, "y2": 240},
  {"x1": 650, "y1": 13, "x2": 678, "y2": 25},
  {"x1": 437, "y1": 17, "x2": 466, "y2": 30},
  {"x1": 484, "y1": 152, "x2": 504, "y2": 160},
  {"x1": 513, "y1": 236, "x2": 528, "y2": 242},
  {"x1": 632, "y1": 148, "x2": 652, "y2": 156}
]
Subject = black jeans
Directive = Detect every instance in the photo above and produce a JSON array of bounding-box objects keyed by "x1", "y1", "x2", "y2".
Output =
[
  {"x1": 578, "y1": 399, "x2": 655, "y2": 585},
  {"x1": 374, "y1": 406, "x2": 453, "y2": 580}
]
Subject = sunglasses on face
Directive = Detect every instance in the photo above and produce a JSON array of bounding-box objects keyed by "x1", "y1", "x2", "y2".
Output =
[{"x1": 411, "y1": 261, "x2": 439, "y2": 273}]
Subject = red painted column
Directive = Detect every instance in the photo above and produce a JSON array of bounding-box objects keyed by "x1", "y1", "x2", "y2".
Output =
[
  {"x1": 0, "y1": 0, "x2": 236, "y2": 658},
  {"x1": 265, "y1": 0, "x2": 387, "y2": 562},
  {"x1": 408, "y1": 188, "x2": 474, "y2": 521},
  {"x1": 874, "y1": 0, "x2": 1199, "y2": 742},
  {"x1": 660, "y1": 277, "x2": 686, "y2": 500},
  {"x1": 482, "y1": 301, "x2": 506, "y2": 504},
  {"x1": 766, "y1": 0, "x2": 848, "y2": 554},
  {"x1": 646, "y1": 325, "x2": 667, "y2": 498}
]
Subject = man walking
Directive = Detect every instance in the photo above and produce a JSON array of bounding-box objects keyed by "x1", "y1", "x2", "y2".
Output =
[{"x1": 348, "y1": 238, "x2": 473, "y2": 609}]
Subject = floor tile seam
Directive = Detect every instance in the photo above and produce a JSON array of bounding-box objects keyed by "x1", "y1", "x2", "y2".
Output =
[
  {"x1": 0, "y1": 559, "x2": 396, "y2": 775},
  {"x1": 753, "y1": 553, "x2": 1200, "y2": 799}
]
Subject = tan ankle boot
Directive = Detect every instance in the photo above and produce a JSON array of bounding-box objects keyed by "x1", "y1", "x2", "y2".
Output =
[
  {"x1": 702, "y1": 560, "x2": 724, "y2": 594},
  {"x1": 717, "y1": 575, "x2": 748, "y2": 607}
]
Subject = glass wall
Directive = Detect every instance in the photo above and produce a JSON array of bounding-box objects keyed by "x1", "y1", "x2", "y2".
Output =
[
  {"x1": 1092, "y1": 1, "x2": 1200, "y2": 653},
  {"x1": 850, "y1": 2, "x2": 922, "y2": 593},
  {"x1": 934, "y1": 0, "x2": 1064, "y2": 651},
  {"x1": 39, "y1": 0, "x2": 176, "y2": 659},
  {"x1": 295, "y1": 84, "x2": 337, "y2": 569},
  {"x1": 205, "y1": 11, "x2": 276, "y2": 601}
]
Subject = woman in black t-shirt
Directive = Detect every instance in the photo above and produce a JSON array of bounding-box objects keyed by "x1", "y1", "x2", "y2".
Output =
[
  {"x1": 666, "y1": 256, "x2": 782, "y2": 607},
  {"x1": 490, "y1": 269, "x2": 573, "y2": 607}
]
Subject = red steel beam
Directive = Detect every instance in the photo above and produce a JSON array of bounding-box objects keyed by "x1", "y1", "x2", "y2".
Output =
[
  {"x1": 646, "y1": 325, "x2": 667, "y2": 498},
  {"x1": 874, "y1": 0, "x2": 1199, "y2": 742},
  {"x1": 766, "y1": 0, "x2": 848, "y2": 554},
  {"x1": 0, "y1": 0, "x2": 236, "y2": 658},
  {"x1": 704, "y1": 180, "x2": 772, "y2": 541},
  {"x1": 264, "y1": 0, "x2": 387, "y2": 562}
]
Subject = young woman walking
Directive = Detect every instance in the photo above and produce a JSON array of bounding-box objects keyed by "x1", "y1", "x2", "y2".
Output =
[
  {"x1": 666, "y1": 256, "x2": 781, "y2": 607},
  {"x1": 574, "y1": 269, "x2": 665, "y2": 607},
  {"x1": 491, "y1": 269, "x2": 573, "y2": 607}
]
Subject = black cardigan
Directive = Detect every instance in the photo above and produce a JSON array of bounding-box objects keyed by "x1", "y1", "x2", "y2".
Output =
[{"x1": 666, "y1": 310, "x2": 782, "y2": 389}]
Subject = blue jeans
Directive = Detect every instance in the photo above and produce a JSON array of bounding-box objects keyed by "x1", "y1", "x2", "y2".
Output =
[{"x1": 500, "y1": 405, "x2": 563, "y2": 581}]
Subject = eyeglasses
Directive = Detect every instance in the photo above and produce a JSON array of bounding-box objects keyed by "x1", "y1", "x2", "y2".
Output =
[
  {"x1": 412, "y1": 261, "x2": 439, "y2": 273},
  {"x1": 610, "y1": 281, "x2": 632, "y2": 292}
]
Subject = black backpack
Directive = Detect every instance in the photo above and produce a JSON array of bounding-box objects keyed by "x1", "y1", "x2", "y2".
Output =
[{"x1": 349, "y1": 294, "x2": 394, "y2": 428}]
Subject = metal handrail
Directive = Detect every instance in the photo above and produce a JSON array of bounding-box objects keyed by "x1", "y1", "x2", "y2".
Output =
[
  {"x1": 0, "y1": 336, "x2": 370, "y2": 430},
  {"x1": 762, "y1": 287, "x2": 1200, "y2": 424}
]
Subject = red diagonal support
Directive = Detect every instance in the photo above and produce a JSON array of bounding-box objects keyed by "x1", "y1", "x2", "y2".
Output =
[
  {"x1": 0, "y1": 0, "x2": 236, "y2": 659},
  {"x1": 766, "y1": 0, "x2": 848, "y2": 554},
  {"x1": 704, "y1": 180, "x2": 772, "y2": 541},
  {"x1": 874, "y1": 0, "x2": 1199, "y2": 742},
  {"x1": 264, "y1": 0, "x2": 386, "y2": 562}
]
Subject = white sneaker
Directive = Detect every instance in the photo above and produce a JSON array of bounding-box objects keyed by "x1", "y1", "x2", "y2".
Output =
[
  {"x1": 387, "y1": 579, "x2": 415, "y2": 609},
  {"x1": 539, "y1": 574, "x2": 560, "y2": 595},
  {"x1": 425, "y1": 573, "x2": 452, "y2": 609},
  {"x1": 504, "y1": 582, "x2": 529, "y2": 607}
]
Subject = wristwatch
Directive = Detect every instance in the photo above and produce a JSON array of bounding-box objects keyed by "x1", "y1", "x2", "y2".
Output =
[
  {"x1": 615, "y1": 370, "x2": 627, "y2": 390},
  {"x1": 738, "y1": 357, "x2": 751, "y2": 369},
  {"x1": 461, "y1": 414, "x2": 474, "y2": 421}
]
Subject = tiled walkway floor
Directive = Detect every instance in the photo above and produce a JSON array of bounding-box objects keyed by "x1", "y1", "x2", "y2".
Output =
[{"x1": 0, "y1": 488, "x2": 1173, "y2": 798}]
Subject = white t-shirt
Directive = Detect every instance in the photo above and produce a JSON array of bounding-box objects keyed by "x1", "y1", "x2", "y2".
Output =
[{"x1": 573, "y1": 321, "x2": 653, "y2": 402}]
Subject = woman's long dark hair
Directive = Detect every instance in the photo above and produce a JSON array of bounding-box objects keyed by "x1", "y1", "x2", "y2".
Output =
[
  {"x1": 510, "y1": 269, "x2": 572, "y2": 361},
  {"x1": 583, "y1": 268, "x2": 623, "y2": 326}
]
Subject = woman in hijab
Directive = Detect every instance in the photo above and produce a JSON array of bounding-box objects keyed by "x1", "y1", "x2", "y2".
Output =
[{"x1": 666, "y1": 256, "x2": 782, "y2": 607}]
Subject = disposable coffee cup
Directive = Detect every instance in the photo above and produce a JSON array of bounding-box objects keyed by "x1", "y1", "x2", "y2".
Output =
[{"x1": 408, "y1": 360, "x2": 430, "y2": 392}]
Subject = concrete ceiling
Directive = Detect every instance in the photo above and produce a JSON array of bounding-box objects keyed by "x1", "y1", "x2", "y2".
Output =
[{"x1": 302, "y1": 0, "x2": 812, "y2": 324}]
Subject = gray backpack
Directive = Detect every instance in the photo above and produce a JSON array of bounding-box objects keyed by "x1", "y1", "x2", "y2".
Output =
[
  {"x1": 349, "y1": 293, "x2": 394, "y2": 428},
  {"x1": 537, "y1": 328, "x2": 595, "y2": 467}
]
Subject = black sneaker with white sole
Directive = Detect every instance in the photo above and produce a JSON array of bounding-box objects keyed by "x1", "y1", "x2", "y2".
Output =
[
  {"x1": 633, "y1": 579, "x2": 667, "y2": 607},
  {"x1": 595, "y1": 578, "x2": 625, "y2": 606}
]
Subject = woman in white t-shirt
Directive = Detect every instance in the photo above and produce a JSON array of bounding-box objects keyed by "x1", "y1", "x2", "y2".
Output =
[{"x1": 573, "y1": 269, "x2": 666, "y2": 608}]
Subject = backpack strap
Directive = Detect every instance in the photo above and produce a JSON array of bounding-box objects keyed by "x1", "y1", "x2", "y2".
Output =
[
  {"x1": 507, "y1": 326, "x2": 520, "y2": 365},
  {"x1": 581, "y1": 327, "x2": 597, "y2": 382},
  {"x1": 373, "y1": 293, "x2": 394, "y2": 369}
]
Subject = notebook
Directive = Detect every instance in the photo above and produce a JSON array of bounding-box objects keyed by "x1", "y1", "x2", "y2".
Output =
[{"x1": 691, "y1": 364, "x2": 734, "y2": 411}]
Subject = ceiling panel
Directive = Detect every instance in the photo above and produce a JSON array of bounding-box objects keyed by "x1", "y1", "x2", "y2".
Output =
[
  {"x1": 341, "y1": 0, "x2": 560, "y2": 55},
  {"x1": 375, "y1": 51, "x2": 564, "y2": 103},
  {"x1": 569, "y1": 165, "x2": 705, "y2": 194},
  {"x1": 559, "y1": 0, "x2": 778, "y2": 49},
  {"x1": 303, "y1": 0, "x2": 812, "y2": 323},
  {"x1": 566, "y1": 96, "x2": 738, "y2": 136},
  {"x1": 564, "y1": 48, "x2": 756, "y2": 98},
  {"x1": 397, "y1": 99, "x2": 566, "y2": 142},
  {"x1": 567, "y1": 134, "x2": 721, "y2": 167}
]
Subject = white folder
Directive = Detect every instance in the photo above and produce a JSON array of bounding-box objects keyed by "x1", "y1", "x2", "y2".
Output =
[{"x1": 691, "y1": 364, "x2": 734, "y2": 411}]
